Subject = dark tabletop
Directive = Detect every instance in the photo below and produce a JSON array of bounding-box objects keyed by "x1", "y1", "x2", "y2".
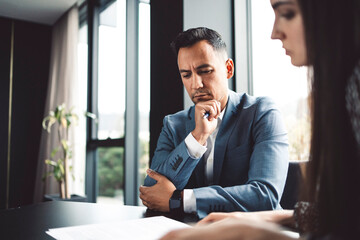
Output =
[{"x1": 0, "y1": 201, "x2": 198, "y2": 240}]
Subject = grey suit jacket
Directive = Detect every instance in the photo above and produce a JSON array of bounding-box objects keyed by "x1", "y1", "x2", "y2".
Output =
[{"x1": 144, "y1": 90, "x2": 289, "y2": 218}]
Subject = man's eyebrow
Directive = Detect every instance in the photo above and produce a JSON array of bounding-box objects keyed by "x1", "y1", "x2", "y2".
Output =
[
  {"x1": 272, "y1": 1, "x2": 294, "y2": 10},
  {"x1": 179, "y1": 64, "x2": 212, "y2": 73},
  {"x1": 195, "y1": 64, "x2": 212, "y2": 70}
]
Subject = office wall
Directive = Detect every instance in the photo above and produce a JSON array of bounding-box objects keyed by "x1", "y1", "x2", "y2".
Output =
[
  {"x1": 0, "y1": 17, "x2": 51, "y2": 209},
  {"x1": 150, "y1": 0, "x2": 184, "y2": 161},
  {"x1": 149, "y1": 0, "x2": 234, "y2": 159},
  {"x1": 183, "y1": 0, "x2": 234, "y2": 109}
]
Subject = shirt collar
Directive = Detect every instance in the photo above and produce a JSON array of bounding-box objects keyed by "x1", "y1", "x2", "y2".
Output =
[{"x1": 218, "y1": 107, "x2": 226, "y2": 121}]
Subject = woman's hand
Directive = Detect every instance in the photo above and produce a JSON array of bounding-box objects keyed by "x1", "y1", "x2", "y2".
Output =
[
  {"x1": 197, "y1": 210, "x2": 294, "y2": 226},
  {"x1": 160, "y1": 217, "x2": 298, "y2": 240},
  {"x1": 197, "y1": 212, "x2": 244, "y2": 225}
]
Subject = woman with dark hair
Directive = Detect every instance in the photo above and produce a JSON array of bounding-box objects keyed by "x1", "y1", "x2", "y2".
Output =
[{"x1": 160, "y1": 0, "x2": 360, "y2": 239}]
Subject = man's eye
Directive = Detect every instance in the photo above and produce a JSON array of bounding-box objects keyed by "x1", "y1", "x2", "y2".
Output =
[
  {"x1": 182, "y1": 74, "x2": 191, "y2": 78},
  {"x1": 199, "y1": 70, "x2": 212, "y2": 74}
]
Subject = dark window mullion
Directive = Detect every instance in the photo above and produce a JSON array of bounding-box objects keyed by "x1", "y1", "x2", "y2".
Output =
[
  {"x1": 99, "y1": 0, "x2": 116, "y2": 12},
  {"x1": 88, "y1": 138, "x2": 125, "y2": 149},
  {"x1": 85, "y1": 0, "x2": 100, "y2": 203}
]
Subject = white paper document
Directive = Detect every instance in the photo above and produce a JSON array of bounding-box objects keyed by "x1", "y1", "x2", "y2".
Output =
[{"x1": 46, "y1": 216, "x2": 190, "y2": 240}]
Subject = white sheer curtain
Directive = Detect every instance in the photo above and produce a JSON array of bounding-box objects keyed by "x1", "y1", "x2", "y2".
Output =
[{"x1": 34, "y1": 5, "x2": 80, "y2": 203}]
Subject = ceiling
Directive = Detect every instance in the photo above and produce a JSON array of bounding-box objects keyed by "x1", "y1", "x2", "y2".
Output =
[{"x1": 0, "y1": 0, "x2": 82, "y2": 25}]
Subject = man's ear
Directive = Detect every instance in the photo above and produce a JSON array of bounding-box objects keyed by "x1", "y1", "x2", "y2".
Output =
[{"x1": 226, "y1": 59, "x2": 234, "y2": 79}]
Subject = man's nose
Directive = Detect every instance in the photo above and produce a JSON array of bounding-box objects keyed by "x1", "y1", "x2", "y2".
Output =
[{"x1": 191, "y1": 74, "x2": 203, "y2": 89}]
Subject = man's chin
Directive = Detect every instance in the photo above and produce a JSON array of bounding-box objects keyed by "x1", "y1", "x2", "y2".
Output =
[{"x1": 193, "y1": 96, "x2": 213, "y2": 103}]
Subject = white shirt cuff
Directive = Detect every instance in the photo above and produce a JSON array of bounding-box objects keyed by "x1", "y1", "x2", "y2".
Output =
[
  {"x1": 184, "y1": 133, "x2": 207, "y2": 159},
  {"x1": 183, "y1": 189, "x2": 197, "y2": 214}
]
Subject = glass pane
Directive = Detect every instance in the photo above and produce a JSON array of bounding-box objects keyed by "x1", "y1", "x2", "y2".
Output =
[
  {"x1": 138, "y1": 2, "x2": 150, "y2": 201},
  {"x1": 71, "y1": 23, "x2": 88, "y2": 196},
  {"x1": 251, "y1": 0, "x2": 310, "y2": 161},
  {"x1": 97, "y1": 0, "x2": 126, "y2": 140},
  {"x1": 97, "y1": 147, "x2": 124, "y2": 205}
]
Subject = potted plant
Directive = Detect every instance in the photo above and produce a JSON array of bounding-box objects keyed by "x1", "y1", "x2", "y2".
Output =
[{"x1": 42, "y1": 103, "x2": 96, "y2": 200}]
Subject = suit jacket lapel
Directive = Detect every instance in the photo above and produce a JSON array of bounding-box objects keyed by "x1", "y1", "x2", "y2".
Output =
[
  {"x1": 213, "y1": 91, "x2": 241, "y2": 184},
  {"x1": 186, "y1": 106, "x2": 206, "y2": 187}
]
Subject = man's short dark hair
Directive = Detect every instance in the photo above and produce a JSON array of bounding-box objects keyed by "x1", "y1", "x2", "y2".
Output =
[{"x1": 170, "y1": 27, "x2": 227, "y2": 56}]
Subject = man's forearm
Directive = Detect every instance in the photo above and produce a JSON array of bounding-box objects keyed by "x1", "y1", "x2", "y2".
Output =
[
  {"x1": 194, "y1": 182, "x2": 282, "y2": 219},
  {"x1": 145, "y1": 141, "x2": 201, "y2": 189}
]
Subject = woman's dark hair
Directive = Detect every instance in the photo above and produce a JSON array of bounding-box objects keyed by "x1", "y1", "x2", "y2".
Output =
[
  {"x1": 299, "y1": 0, "x2": 360, "y2": 236},
  {"x1": 170, "y1": 27, "x2": 227, "y2": 56}
]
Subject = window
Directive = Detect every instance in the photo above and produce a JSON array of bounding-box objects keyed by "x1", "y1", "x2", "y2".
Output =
[
  {"x1": 138, "y1": 1, "x2": 150, "y2": 198},
  {"x1": 98, "y1": 0, "x2": 126, "y2": 140},
  {"x1": 250, "y1": 0, "x2": 310, "y2": 161},
  {"x1": 97, "y1": 147, "x2": 124, "y2": 204},
  {"x1": 81, "y1": 0, "x2": 150, "y2": 205},
  {"x1": 71, "y1": 23, "x2": 88, "y2": 196},
  {"x1": 235, "y1": 0, "x2": 310, "y2": 161},
  {"x1": 95, "y1": 0, "x2": 127, "y2": 205}
]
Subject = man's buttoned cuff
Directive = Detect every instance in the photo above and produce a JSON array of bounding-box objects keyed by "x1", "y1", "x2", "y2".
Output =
[
  {"x1": 183, "y1": 189, "x2": 197, "y2": 214},
  {"x1": 184, "y1": 133, "x2": 207, "y2": 159}
]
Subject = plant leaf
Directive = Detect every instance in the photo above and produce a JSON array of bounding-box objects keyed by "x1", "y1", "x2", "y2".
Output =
[
  {"x1": 54, "y1": 167, "x2": 61, "y2": 181},
  {"x1": 42, "y1": 116, "x2": 56, "y2": 132},
  {"x1": 61, "y1": 117, "x2": 67, "y2": 128},
  {"x1": 58, "y1": 159, "x2": 65, "y2": 175},
  {"x1": 45, "y1": 159, "x2": 57, "y2": 167},
  {"x1": 72, "y1": 114, "x2": 79, "y2": 126},
  {"x1": 42, "y1": 172, "x2": 52, "y2": 181},
  {"x1": 55, "y1": 105, "x2": 63, "y2": 120},
  {"x1": 61, "y1": 140, "x2": 69, "y2": 151},
  {"x1": 50, "y1": 147, "x2": 59, "y2": 158},
  {"x1": 68, "y1": 150, "x2": 73, "y2": 159}
]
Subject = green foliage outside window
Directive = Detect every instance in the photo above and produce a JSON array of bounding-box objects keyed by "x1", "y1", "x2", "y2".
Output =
[
  {"x1": 97, "y1": 138, "x2": 149, "y2": 198},
  {"x1": 139, "y1": 138, "x2": 150, "y2": 185},
  {"x1": 98, "y1": 147, "x2": 124, "y2": 197}
]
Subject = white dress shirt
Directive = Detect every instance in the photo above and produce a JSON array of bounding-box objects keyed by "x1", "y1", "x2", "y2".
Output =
[{"x1": 183, "y1": 109, "x2": 225, "y2": 213}]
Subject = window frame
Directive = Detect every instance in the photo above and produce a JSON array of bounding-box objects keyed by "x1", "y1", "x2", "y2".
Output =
[
  {"x1": 235, "y1": 0, "x2": 311, "y2": 162},
  {"x1": 234, "y1": 0, "x2": 253, "y2": 95},
  {"x1": 81, "y1": 0, "x2": 141, "y2": 205}
]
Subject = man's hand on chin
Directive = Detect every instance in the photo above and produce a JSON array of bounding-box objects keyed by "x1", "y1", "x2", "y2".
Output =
[{"x1": 139, "y1": 169, "x2": 176, "y2": 212}]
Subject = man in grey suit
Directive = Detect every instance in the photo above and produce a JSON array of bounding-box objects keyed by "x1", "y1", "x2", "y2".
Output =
[{"x1": 139, "y1": 27, "x2": 288, "y2": 219}]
